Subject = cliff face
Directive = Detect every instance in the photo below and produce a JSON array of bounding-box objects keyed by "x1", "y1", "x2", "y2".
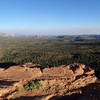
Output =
[{"x1": 0, "y1": 63, "x2": 98, "y2": 100}]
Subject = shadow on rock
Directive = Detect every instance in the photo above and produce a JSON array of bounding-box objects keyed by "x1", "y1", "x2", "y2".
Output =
[
  {"x1": 0, "y1": 80, "x2": 17, "y2": 86},
  {"x1": 0, "y1": 62, "x2": 18, "y2": 69}
]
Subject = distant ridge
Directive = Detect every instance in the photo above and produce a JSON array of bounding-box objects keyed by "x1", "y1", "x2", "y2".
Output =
[{"x1": 0, "y1": 33, "x2": 16, "y2": 37}]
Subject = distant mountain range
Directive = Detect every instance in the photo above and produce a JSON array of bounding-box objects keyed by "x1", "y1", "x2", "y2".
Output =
[{"x1": 0, "y1": 33, "x2": 100, "y2": 39}]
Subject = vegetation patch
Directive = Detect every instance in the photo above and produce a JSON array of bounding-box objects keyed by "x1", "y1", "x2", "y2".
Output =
[
  {"x1": 24, "y1": 81, "x2": 43, "y2": 90},
  {"x1": 0, "y1": 36, "x2": 100, "y2": 71}
]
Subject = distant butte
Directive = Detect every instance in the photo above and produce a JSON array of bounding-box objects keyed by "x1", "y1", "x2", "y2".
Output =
[{"x1": 0, "y1": 33, "x2": 16, "y2": 37}]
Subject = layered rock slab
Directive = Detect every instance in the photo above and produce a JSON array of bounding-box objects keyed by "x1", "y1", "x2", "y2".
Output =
[{"x1": 0, "y1": 63, "x2": 97, "y2": 99}]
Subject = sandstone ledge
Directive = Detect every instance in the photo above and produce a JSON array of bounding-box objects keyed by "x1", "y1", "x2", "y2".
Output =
[{"x1": 0, "y1": 63, "x2": 97, "y2": 99}]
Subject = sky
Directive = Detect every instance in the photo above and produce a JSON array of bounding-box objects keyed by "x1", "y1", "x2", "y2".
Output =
[{"x1": 0, "y1": 0, "x2": 100, "y2": 35}]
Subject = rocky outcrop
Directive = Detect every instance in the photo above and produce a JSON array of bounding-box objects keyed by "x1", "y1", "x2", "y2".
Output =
[
  {"x1": 0, "y1": 63, "x2": 97, "y2": 99},
  {"x1": 36, "y1": 64, "x2": 97, "y2": 95},
  {"x1": 0, "y1": 86, "x2": 17, "y2": 99}
]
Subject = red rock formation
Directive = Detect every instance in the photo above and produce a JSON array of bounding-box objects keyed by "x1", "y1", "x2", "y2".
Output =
[{"x1": 0, "y1": 63, "x2": 97, "y2": 99}]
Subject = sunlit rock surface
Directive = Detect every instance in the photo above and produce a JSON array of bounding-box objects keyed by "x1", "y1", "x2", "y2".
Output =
[{"x1": 0, "y1": 63, "x2": 98, "y2": 100}]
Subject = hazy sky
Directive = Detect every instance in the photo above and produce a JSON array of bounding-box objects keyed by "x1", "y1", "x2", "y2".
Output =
[{"x1": 0, "y1": 0, "x2": 100, "y2": 35}]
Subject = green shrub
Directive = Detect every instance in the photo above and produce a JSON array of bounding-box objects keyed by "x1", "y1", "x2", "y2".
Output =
[{"x1": 24, "y1": 81, "x2": 42, "y2": 90}]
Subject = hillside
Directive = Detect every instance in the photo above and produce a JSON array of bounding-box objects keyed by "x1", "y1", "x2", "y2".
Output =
[{"x1": 0, "y1": 63, "x2": 99, "y2": 100}]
